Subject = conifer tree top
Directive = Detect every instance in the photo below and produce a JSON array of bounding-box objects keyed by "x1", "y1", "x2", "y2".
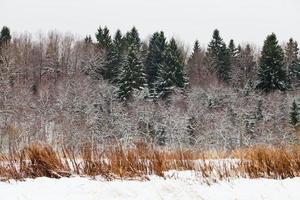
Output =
[
  {"x1": 0, "y1": 26, "x2": 11, "y2": 44},
  {"x1": 257, "y1": 33, "x2": 288, "y2": 92},
  {"x1": 193, "y1": 40, "x2": 200, "y2": 54},
  {"x1": 95, "y1": 26, "x2": 112, "y2": 49},
  {"x1": 125, "y1": 27, "x2": 141, "y2": 47}
]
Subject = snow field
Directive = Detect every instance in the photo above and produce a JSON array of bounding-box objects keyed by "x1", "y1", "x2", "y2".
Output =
[{"x1": 1, "y1": 171, "x2": 300, "y2": 200}]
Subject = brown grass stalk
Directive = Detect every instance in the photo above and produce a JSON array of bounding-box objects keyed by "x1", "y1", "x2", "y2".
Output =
[{"x1": 0, "y1": 143, "x2": 300, "y2": 182}]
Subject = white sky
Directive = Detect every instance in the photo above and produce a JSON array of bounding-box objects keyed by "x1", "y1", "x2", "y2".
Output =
[{"x1": 2, "y1": 0, "x2": 300, "y2": 47}]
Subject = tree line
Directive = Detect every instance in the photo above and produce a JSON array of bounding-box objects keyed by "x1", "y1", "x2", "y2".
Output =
[
  {"x1": 86, "y1": 27, "x2": 300, "y2": 99},
  {"x1": 2, "y1": 26, "x2": 298, "y2": 98},
  {"x1": 0, "y1": 25, "x2": 299, "y2": 152}
]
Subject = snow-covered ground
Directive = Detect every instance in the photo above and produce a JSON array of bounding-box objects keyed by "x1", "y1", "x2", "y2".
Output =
[{"x1": 1, "y1": 171, "x2": 300, "y2": 200}]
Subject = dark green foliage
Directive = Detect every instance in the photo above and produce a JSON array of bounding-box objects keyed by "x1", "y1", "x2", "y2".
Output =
[
  {"x1": 95, "y1": 26, "x2": 112, "y2": 50},
  {"x1": 170, "y1": 39, "x2": 187, "y2": 88},
  {"x1": 145, "y1": 31, "x2": 167, "y2": 93},
  {"x1": 0, "y1": 26, "x2": 11, "y2": 64},
  {"x1": 228, "y1": 39, "x2": 238, "y2": 58},
  {"x1": 237, "y1": 44, "x2": 242, "y2": 55},
  {"x1": 125, "y1": 27, "x2": 141, "y2": 48},
  {"x1": 294, "y1": 64, "x2": 300, "y2": 84},
  {"x1": 117, "y1": 44, "x2": 146, "y2": 101},
  {"x1": 256, "y1": 33, "x2": 288, "y2": 92},
  {"x1": 156, "y1": 64, "x2": 174, "y2": 99},
  {"x1": 189, "y1": 40, "x2": 201, "y2": 61},
  {"x1": 0, "y1": 26, "x2": 11, "y2": 45},
  {"x1": 206, "y1": 29, "x2": 231, "y2": 82},
  {"x1": 103, "y1": 30, "x2": 125, "y2": 83},
  {"x1": 193, "y1": 40, "x2": 201, "y2": 55},
  {"x1": 95, "y1": 28, "x2": 124, "y2": 81},
  {"x1": 156, "y1": 38, "x2": 187, "y2": 99},
  {"x1": 84, "y1": 35, "x2": 92, "y2": 44},
  {"x1": 284, "y1": 38, "x2": 300, "y2": 88},
  {"x1": 105, "y1": 45, "x2": 124, "y2": 83},
  {"x1": 228, "y1": 39, "x2": 238, "y2": 86},
  {"x1": 113, "y1": 29, "x2": 124, "y2": 52},
  {"x1": 289, "y1": 100, "x2": 299, "y2": 126},
  {"x1": 188, "y1": 40, "x2": 201, "y2": 68}
]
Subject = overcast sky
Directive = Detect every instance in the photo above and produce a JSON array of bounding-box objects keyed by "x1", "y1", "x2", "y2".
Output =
[{"x1": 2, "y1": 0, "x2": 300, "y2": 47}]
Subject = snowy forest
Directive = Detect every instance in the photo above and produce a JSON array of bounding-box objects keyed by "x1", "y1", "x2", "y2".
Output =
[{"x1": 0, "y1": 25, "x2": 299, "y2": 153}]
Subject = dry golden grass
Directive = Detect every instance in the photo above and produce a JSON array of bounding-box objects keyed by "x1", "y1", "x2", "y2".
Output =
[
  {"x1": 1, "y1": 142, "x2": 300, "y2": 182},
  {"x1": 237, "y1": 146, "x2": 300, "y2": 179}
]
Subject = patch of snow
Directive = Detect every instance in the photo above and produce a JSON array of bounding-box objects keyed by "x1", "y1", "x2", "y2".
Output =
[{"x1": 1, "y1": 171, "x2": 300, "y2": 200}]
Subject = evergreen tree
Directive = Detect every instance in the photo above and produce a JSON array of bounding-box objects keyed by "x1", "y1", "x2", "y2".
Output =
[
  {"x1": 284, "y1": 38, "x2": 300, "y2": 88},
  {"x1": 193, "y1": 40, "x2": 201, "y2": 54},
  {"x1": 140, "y1": 41, "x2": 149, "y2": 63},
  {"x1": 0, "y1": 26, "x2": 11, "y2": 64},
  {"x1": 256, "y1": 33, "x2": 288, "y2": 92},
  {"x1": 187, "y1": 40, "x2": 203, "y2": 85},
  {"x1": 145, "y1": 31, "x2": 167, "y2": 94},
  {"x1": 206, "y1": 29, "x2": 231, "y2": 82},
  {"x1": 117, "y1": 44, "x2": 146, "y2": 101},
  {"x1": 189, "y1": 40, "x2": 201, "y2": 61},
  {"x1": 102, "y1": 30, "x2": 125, "y2": 83},
  {"x1": 170, "y1": 39, "x2": 187, "y2": 88},
  {"x1": 125, "y1": 27, "x2": 141, "y2": 48},
  {"x1": 84, "y1": 35, "x2": 92, "y2": 44},
  {"x1": 156, "y1": 38, "x2": 187, "y2": 99},
  {"x1": 289, "y1": 100, "x2": 299, "y2": 126},
  {"x1": 95, "y1": 27, "x2": 123, "y2": 81},
  {"x1": 104, "y1": 45, "x2": 124, "y2": 83},
  {"x1": 95, "y1": 26, "x2": 112, "y2": 50},
  {"x1": 156, "y1": 62, "x2": 174, "y2": 99},
  {"x1": 0, "y1": 26, "x2": 11, "y2": 45},
  {"x1": 228, "y1": 39, "x2": 238, "y2": 87},
  {"x1": 228, "y1": 39, "x2": 238, "y2": 58},
  {"x1": 237, "y1": 44, "x2": 242, "y2": 55},
  {"x1": 113, "y1": 29, "x2": 124, "y2": 52}
]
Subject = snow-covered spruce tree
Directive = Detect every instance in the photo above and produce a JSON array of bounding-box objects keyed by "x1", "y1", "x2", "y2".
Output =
[
  {"x1": 145, "y1": 31, "x2": 167, "y2": 96},
  {"x1": 188, "y1": 40, "x2": 201, "y2": 71},
  {"x1": 124, "y1": 27, "x2": 141, "y2": 49},
  {"x1": 187, "y1": 40, "x2": 201, "y2": 85},
  {"x1": 228, "y1": 39, "x2": 239, "y2": 87},
  {"x1": 94, "y1": 26, "x2": 113, "y2": 80},
  {"x1": 104, "y1": 46, "x2": 124, "y2": 83},
  {"x1": 172, "y1": 39, "x2": 188, "y2": 89},
  {"x1": 103, "y1": 30, "x2": 125, "y2": 83},
  {"x1": 284, "y1": 38, "x2": 300, "y2": 88},
  {"x1": 117, "y1": 44, "x2": 146, "y2": 101},
  {"x1": 156, "y1": 38, "x2": 187, "y2": 99},
  {"x1": 0, "y1": 26, "x2": 11, "y2": 65},
  {"x1": 95, "y1": 26, "x2": 112, "y2": 50},
  {"x1": 289, "y1": 100, "x2": 299, "y2": 126},
  {"x1": 191, "y1": 40, "x2": 201, "y2": 59},
  {"x1": 0, "y1": 26, "x2": 11, "y2": 46},
  {"x1": 113, "y1": 29, "x2": 125, "y2": 52},
  {"x1": 256, "y1": 33, "x2": 288, "y2": 92},
  {"x1": 228, "y1": 39, "x2": 238, "y2": 59},
  {"x1": 206, "y1": 29, "x2": 231, "y2": 83}
]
